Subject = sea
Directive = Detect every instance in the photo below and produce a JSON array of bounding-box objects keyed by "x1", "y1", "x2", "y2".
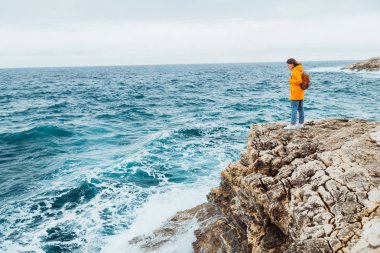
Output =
[{"x1": 0, "y1": 61, "x2": 379, "y2": 253}]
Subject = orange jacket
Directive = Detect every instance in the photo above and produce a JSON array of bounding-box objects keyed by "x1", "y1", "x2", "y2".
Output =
[{"x1": 289, "y1": 64, "x2": 304, "y2": 100}]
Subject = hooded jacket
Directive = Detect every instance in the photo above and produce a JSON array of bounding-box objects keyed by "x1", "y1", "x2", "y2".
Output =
[{"x1": 289, "y1": 64, "x2": 304, "y2": 100}]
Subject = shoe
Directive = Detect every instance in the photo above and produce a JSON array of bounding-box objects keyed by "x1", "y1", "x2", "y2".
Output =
[
  {"x1": 295, "y1": 123, "x2": 304, "y2": 128},
  {"x1": 284, "y1": 124, "x2": 296, "y2": 130}
]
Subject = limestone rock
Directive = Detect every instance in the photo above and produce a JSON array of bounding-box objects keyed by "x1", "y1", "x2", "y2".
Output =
[
  {"x1": 201, "y1": 119, "x2": 380, "y2": 253},
  {"x1": 127, "y1": 119, "x2": 380, "y2": 253},
  {"x1": 342, "y1": 57, "x2": 380, "y2": 71}
]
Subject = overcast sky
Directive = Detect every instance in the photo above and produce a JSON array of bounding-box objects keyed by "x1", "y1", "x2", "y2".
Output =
[{"x1": 0, "y1": 0, "x2": 380, "y2": 68}]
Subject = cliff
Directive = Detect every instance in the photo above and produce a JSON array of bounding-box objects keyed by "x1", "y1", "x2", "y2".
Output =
[
  {"x1": 342, "y1": 57, "x2": 380, "y2": 71},
  {"x1": 128, "y1": 119, "x2": 380, "y2": 253}
]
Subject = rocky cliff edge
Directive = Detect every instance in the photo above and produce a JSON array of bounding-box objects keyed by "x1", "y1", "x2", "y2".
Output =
[{"x1": 128, "y1": 119, "x2": 380, "y2": 253}]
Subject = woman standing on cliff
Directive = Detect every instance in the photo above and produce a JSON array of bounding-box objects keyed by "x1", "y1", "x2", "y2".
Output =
[{"x1": 284, "y1": 58, "x2": 304, "y2": 129}]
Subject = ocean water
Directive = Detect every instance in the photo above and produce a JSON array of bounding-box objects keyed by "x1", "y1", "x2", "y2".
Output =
[{"x1": 0, "y1": 61, "x2": 379, "y2": 253}]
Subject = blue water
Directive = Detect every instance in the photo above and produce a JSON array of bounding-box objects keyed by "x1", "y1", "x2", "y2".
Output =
[{"x1": 0, "y1": 61, "x2": 379, "y2": 252}]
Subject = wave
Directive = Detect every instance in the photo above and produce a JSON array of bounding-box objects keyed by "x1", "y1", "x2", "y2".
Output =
[
  {"x1": 175, "y1": 126, "x2": 228, "y2": 138},
  {"x1": 101, "y1": 180, "x2": 215, "y2": 253},
  {"x1": 95, "y1": 107, "x2": 156, "y2": 121},
  {"x1": 308, "y1": 66, "x2": 380, "y2": 78},
  {"x1": 50, "y1": 182, "x2": 100, "y2": 209},
  {"x1": 45, "y1": 101, "x2": 70, "y2": 110},
  {"x1": 308, "y1": 66, "x2": 345, "y2": 72},
  {"x1": 0, "y1": 125, "x2": 74, "y2": 144}
]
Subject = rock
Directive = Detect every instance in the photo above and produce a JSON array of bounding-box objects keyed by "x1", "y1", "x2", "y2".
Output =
[
  {"x1": 202, "y1": 119, "x2": 380, "y2": 253},
  {"x1": 126, "y1": 119, "x2": 380, "y2": 253},
  {"x1": 370, "y1": 130, "x2": 380, "y2": 146},
  {"x1": 351, "y1": 219, "x2": 380, "y2": 253},
  {"x1": 342, "y1": 57, "x2": 380, "y2": 71},
  {"x1": 368, "y1": 188, "x2": 380, "y2": 203}
]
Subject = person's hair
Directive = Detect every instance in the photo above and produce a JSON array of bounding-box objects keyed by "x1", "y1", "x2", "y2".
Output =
[{"x1": 286, "y1": 58, "x2": 300, "y2": 66}]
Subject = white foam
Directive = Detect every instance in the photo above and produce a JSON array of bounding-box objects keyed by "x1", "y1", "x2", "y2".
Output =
[
  {"x1": 1, "y1": 123, "x2": 239, "y2": 253},
  {"x1": 309, "y1": 66, "x2": 380, "y2": 78},
  {"x1": 308, "y1": 66, "x2": 345, "y2": 73},
  {"x1": 151, "y1": 218, "x2": 199, "y2": 253},
  {"x1": 100, "y1": 180, "x2": 216, "y2": 253}
]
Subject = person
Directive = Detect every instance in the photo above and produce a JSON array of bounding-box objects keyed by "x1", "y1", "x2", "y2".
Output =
[{"x1": 284, "y1": 58, "x2": 305, "y2": 130}]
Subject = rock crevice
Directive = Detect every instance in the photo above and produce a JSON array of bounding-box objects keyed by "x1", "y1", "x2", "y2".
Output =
[{"x1": 201, "y1": 119, "x2": 380, "y2": 253}]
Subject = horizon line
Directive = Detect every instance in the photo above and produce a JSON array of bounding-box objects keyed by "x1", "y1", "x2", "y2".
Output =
[{"x1": 0, "y1": 59, "x2": 358, "y2": 70}]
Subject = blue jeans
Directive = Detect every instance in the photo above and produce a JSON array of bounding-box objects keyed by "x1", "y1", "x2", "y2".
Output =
[{"x1": 290, "y1": 100, "x2": 304, "y2": 125}]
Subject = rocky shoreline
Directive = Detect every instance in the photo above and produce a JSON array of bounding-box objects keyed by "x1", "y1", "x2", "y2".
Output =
[
  {"x1": 128, "y1": 119, "x2": 380, "y2": 253},
  {"x1": 342, "y1": 57, "x2": 380, "y2": 71}
]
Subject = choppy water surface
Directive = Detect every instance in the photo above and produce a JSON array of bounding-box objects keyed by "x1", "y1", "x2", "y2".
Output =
[{"x1": 0, "y1": 61, "x2": 379, "y2": 252}]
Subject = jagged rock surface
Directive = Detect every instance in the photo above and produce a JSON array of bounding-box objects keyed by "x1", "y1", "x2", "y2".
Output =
[
  {"x1": 128, "y1": 119, "x2": 380, "y2": 253},
  {"x1": 202, "y1": 119, "x2": 380, "y2": 253},
  {"x1": 342, "y1": 57, "x2": 380, "y2": 71}
]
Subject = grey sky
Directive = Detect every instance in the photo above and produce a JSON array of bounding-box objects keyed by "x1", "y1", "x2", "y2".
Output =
[{"x1": 0, "y1": 0, "x2": 380, "y2": 67}]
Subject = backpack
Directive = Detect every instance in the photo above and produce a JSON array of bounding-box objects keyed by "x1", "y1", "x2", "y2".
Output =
[{"x1": 300, "y1": 72, "x2": 310, "y2": 90}]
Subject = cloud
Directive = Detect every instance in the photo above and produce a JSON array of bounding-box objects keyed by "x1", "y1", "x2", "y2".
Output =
[{"x1": 0, "y1": 1, "x2": 379, "y2": 67}]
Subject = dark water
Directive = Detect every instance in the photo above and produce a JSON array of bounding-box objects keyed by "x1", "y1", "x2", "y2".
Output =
[{"x1": 0, "y1": 61, "x2": 379, "y2": 252}]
